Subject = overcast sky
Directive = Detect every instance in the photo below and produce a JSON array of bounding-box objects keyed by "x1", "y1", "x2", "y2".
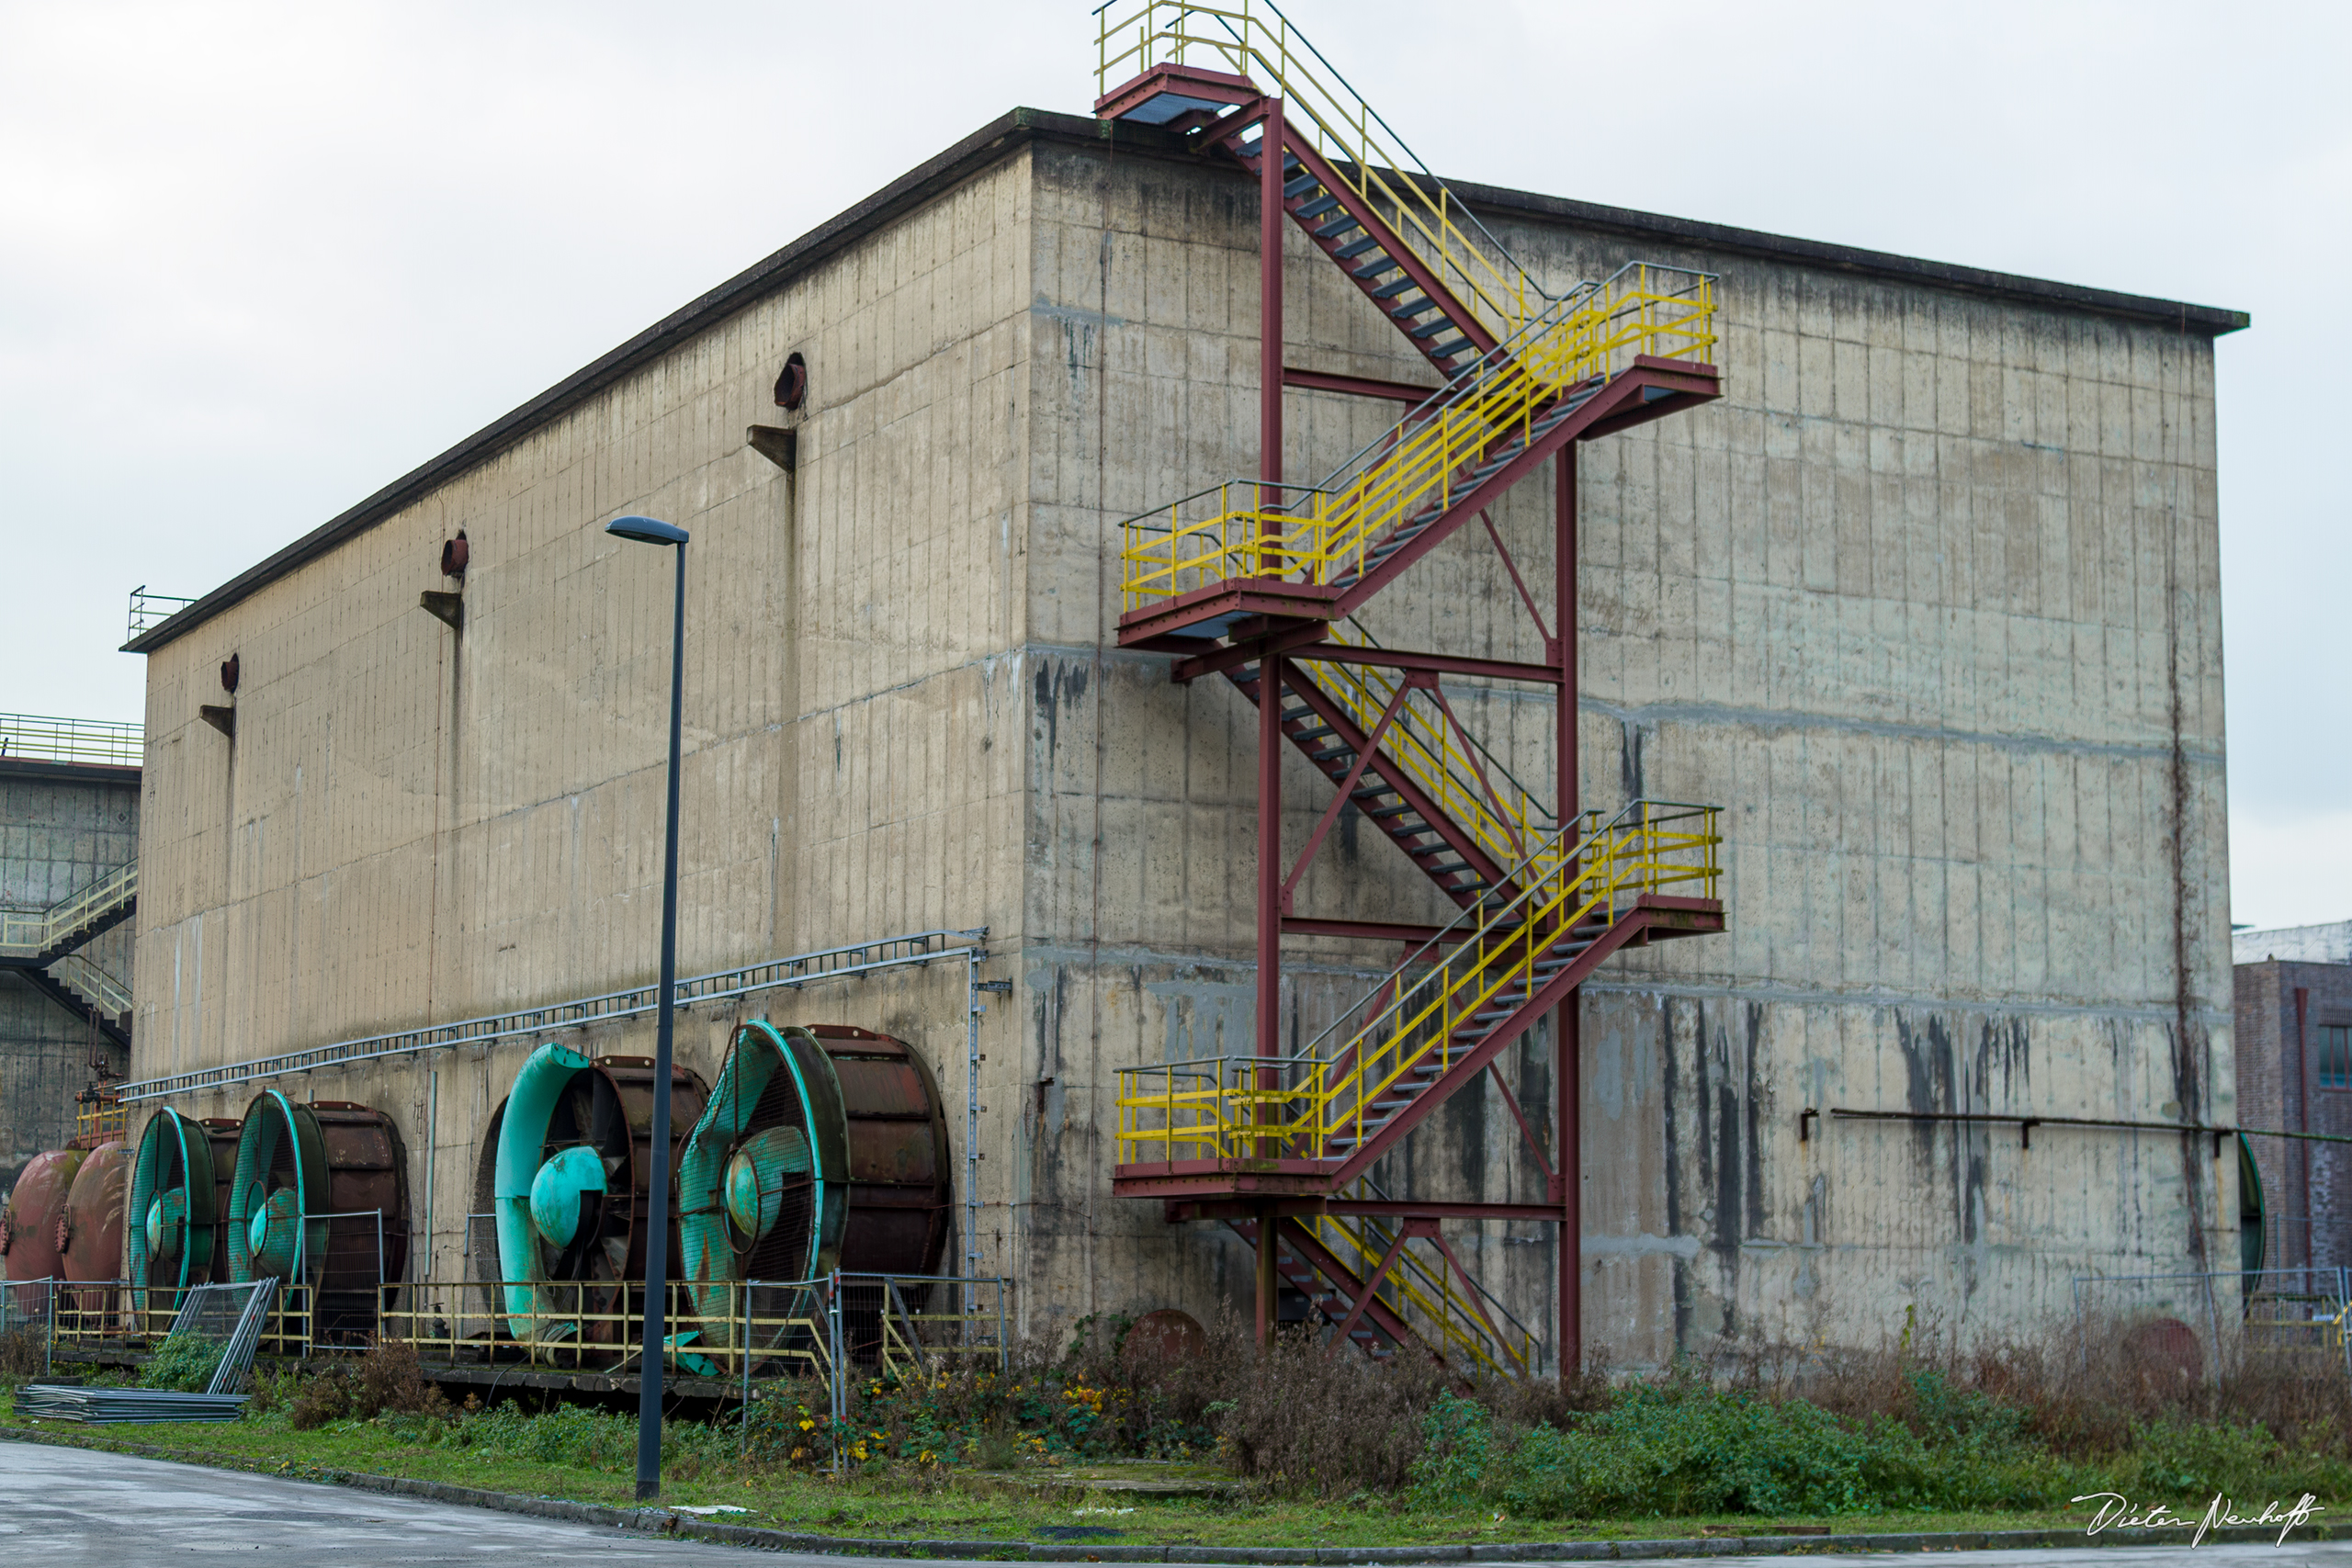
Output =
[{"x1": 3, "y1": 0, "x2": 2343, "y2": 927}]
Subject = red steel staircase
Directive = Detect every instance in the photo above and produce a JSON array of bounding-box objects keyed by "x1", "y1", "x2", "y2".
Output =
[{"x1": 1093, "y1": 0, "x2": 1727, "y2": 1378}]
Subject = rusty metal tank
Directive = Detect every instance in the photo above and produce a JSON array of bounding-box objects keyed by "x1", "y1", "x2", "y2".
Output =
[
  {"x1": 1, "y1": 1148, "x2": 86, "y2": 1287},
  {"x1": 677, "y1": 1021, "x2": 951, "y2": 1348},
  {"x1": 57, "y1": 1141, "x2": 130, "y2": 1319},
  {"x1": 482, "y1": 1047, "x2": 708, "y2": 1350},
  {"x1": 227, "y1": 1092, "x2": 410, "y2": 1340},
  {"x1": 125, "y1": 1109, "x2": 242, "y2": 1314}
]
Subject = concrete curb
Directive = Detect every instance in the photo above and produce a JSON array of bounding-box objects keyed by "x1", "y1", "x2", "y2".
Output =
[{"x1": 4, "y1": 1427, "x2": 2342, "y2": 1560}]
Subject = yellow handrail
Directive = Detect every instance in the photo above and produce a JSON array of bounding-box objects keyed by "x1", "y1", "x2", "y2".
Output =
[
  {"x1": 1119, "y1": 264, "x2": 1714, "y2": 608},
  {"x1": 1115, "y1": 800, "x2": 1719, "y2": 1168},
  {"x1": 1289, "y1": 635, "x2": 1555, "y2": 891},
  {"x1": 1309, "y1": 1201, "x2": 1537, "y2": 1376},
  {"x1": 1097, "y1": 0, "x2": 1540, "y2": 343},
  {"x1": 0, "y1": 859, "x2": 139, "y2": 958}
]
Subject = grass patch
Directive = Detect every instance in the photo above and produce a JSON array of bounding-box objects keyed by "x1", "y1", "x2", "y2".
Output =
[{"x1": 4, "y1": 1309, "x2": 2346, "y2": 1550}]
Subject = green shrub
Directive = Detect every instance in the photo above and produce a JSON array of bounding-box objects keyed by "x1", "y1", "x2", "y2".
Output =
[{"x1": 139, "y1": 1332, "x2": 222, "y2": 1392}]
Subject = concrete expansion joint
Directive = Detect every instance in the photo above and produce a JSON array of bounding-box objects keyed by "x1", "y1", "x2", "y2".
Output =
[{"x1": 8, "y1": 1430, "x2": 2347, "y2": 1561}]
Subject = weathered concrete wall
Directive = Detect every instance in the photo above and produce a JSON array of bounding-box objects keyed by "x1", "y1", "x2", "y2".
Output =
[
  {"x1": 1012, "y1": 141, "x2": 2234, "y2": 1368},
  {"x1": 124, "y1": 124, "x2": 2234, "y2": 1367},
  {"x1": 134, "y1": 152, "x2": 1040, "y2": 1292},
  {"x1": 0, "y1": 763, "x2": 138, "y2": 1216}
]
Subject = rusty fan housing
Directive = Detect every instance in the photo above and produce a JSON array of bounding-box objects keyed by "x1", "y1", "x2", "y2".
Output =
[
  {"x1": 483, "y1": 1046, "x2": 708, "y2": 1350},
  {"x1": 227, "y1": 1092, "x2": 409, "y2": 1339},
  {"x1": 677, "y1": 1021, "x2": 951, "y2": 1357},
  {"x1": 0, "y1": 1147, "x2": 86, "y2": 1289}
]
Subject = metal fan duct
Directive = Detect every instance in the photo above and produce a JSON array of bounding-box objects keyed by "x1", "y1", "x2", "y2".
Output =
[
  {"x1": 0, "y1": 1148, "x2": 86, "y2": 1289},
  {"x1": 226, "y1": 1092, "x2": 409, "y2": 1337},
  {"x1": 678, "y1": 1021, "x2": 951, "y2": 1335},
  {"x1": 125, "y1": 1109, "x2": 224, "y2": 1314},
  {"x1": 59, "y1": 1142, "x2": 130, "y2": 1289},
  {"x1": 489, "y1": 1043, "x2": 708, "y2": 1347}
]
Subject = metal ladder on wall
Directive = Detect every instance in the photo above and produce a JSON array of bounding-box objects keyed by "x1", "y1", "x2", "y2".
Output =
[{"x1": 1095, "y1": 0, "x2": 1727, "y2": 1377}]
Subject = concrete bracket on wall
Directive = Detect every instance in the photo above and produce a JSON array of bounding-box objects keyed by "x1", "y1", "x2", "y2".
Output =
[
  {"x1": 420, "y1": 591, "x2": 463, "y2": 631},
  {"x1": 198, "y1": 705, "x2": 234, "y2": 739},
  {"x1": 747, "y1": 425, "x2": 797, "y2": 473}
]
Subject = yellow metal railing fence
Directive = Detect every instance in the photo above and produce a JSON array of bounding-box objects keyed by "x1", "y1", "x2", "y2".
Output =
[
  {"x1": 1098, "y1": 0, "x2": 1542, "y2": 344},
  {"x1": 0, "y1": 713, "x2": 143, "y2": 769},
  {"x1": 1291, "y1": 633, "x2": 1555, "y2": 890},
  {"x1": 74, "y1": 1094, "x2": 127, "y2": 1146},
  {"x1": 1119, "y1": 263, "x2": 1714, "y2": 608},
  {"x1": 1309, "y1": 1199, "x2": 1539, "y2": 1377},
  {"x1": 0, "y1": 858, "x2": 139, "y2": 958},
  {"x1": 1117, "y1": 800, "x2": 1718, "y2": 1168}
]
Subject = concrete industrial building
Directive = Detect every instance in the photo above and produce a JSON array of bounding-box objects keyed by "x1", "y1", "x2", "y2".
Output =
[
  {"x1": 0, "y1": 718, "x2": 139, "y2": 1201},
  {"x1": 107, "y1": 54, "x2": 2245, "y2": 1371}
]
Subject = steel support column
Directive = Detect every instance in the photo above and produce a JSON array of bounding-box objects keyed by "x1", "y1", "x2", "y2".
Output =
[
  {"x1": 1555, "y1": 445, "x2": 1581, "y2": 1380},
  {"x1": 1257, "y1": 653, "x2": 1284, "y2": 1168},
  {"x1": 1255, "y1": 117, "x2": 1287, "y2": 1361},
  {"x1": 1259, "y1": 98, "x2": 1284, "y2": 519}
]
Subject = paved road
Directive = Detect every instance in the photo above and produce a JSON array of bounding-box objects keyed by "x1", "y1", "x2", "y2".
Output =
[{"x1": 5, "y1": 1440, "x2": 2352, "y2": 1565}]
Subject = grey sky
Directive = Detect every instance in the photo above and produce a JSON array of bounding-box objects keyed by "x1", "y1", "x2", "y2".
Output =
[{"x1": 3, "y1": 0, "x2": 2341, "y2": 923}]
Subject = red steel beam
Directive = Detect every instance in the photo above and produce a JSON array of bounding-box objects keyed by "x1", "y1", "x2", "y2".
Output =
[
  {"x1": 1172, "y1": 623, "x2": 1330, "y2": 684},
  {"x1": 1272, "y1": 134, "x2": 1500, "y2": 364},
  {"x1": 1170, "y1": 1197, "x2": 1570, "y2": 1223},
  {"x1": 1288, "y1": 642, "x2": 1563, "y2": 686},
  {"x1": 1325, "y1": 1218, "x2": 1421, "y2": 1356},
  {"x1": 1280, "y1": 675, "x2": 1422, "y2": 914},
  {"x1": 1283, "y1": 367, "x2": 1444, "y2": 404},
  {"x1": 1273, "y1": 1214, "x2": 1428, "y2": 1362},
  {"x1": 1279, "y1": 670, "x2": 1513, "y2": 898}
]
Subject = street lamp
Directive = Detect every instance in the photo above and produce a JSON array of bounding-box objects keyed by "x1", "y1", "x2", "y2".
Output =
[{"x1": 605, "y1": 513, "x2": 689, "y2": 1503}]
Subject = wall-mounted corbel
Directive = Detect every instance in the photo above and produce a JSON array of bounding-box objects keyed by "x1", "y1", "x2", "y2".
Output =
[
  {"x1": 747, "y1": 424, "x2": 797, "y2": 473},
  {"x1": 199, "y1": 705, "x2": 234, "y2": 738},
  {"x1": 423, "y1": 530, "x2": 467, "y2": 628}
]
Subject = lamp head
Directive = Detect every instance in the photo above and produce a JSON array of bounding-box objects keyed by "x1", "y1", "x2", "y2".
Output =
[{"x1": 605, "y1": 515, "x2": 689, "y2": 547}]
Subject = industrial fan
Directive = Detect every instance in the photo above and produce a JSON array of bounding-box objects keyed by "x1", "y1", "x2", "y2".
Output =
[
  {"x1": 677, "y1": 1021, "x2": 952, "y2": 1367},
  {"x1": 0, "y1": 1148, "x2": 86, "y2": 1290},
  {"x1": 228, "y1": 1089, "x2": 332, "y2": 1292},
  {"x1": 491, "y1": 1043, "x2": 707, "y2": 1350},
  {"x1": 57, "y1": 1140, "x2": 131, "y2": 1321},
  {"x1": 677, "y1": 1021, "x2": 849, "y2": 1332},
  {"x1": 125, "y1": 1108, "x2": 224, "y2": 1314},
  {"x1": 226, "y1": 1094, "x2": 406, "y2": 1340}
]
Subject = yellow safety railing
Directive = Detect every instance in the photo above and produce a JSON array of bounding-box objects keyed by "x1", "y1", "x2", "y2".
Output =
[
  {"x1": 1290, "y1": 632, "x2": 1556, "y2": 892},
  {"x1": 0, "y1": 713, "x2": 143, "y2": 769},
  {"x1": 1119, "y1": 263, "x2": 1714, "y2": 608},
  {"x1": 52, "y1": 953, "x2": 132, "y2": 1017},
  {"x1": 74, "y1": 1094, "x2": 127, "y2": 1146},
  {"x1": 0, "y1": 858, "x2": 139, "y2": 958},
  {"x1": 1097, "y1": 0, "x2": 1544, "y2": 344},
  {"x1": 1308, "y1": 1197, "x2": 1539, "y2": 1377},
  {"x1": 1116, "y1": 800, "x2": 1718, "y2": 1168}
]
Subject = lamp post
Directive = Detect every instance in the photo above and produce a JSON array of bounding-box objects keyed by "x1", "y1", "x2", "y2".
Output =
[{"x1": 605, "y1": 513, "x2": 689, "y2": 1503}]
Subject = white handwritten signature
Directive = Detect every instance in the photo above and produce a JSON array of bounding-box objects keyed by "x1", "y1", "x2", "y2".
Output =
[{"x1": 2075, "y1": 1491, "x2": 2324, "y2": 1546}]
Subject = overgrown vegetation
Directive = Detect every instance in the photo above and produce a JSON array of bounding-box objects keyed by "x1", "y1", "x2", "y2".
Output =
[
  {"x1": 137, "y1": 1331, "x2": 223, "y2": 1392},
  {"x1": 13, "y1": 1308, "x2": 2350, "y2": 1539}
]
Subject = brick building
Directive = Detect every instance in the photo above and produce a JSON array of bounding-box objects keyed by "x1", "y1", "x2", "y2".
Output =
[{"x1": 2235, "y1": 923, "x2": 2352, "y2": 1275}]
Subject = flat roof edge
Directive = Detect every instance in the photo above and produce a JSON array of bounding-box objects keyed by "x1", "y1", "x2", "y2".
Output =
[
  {"x1": 0, "y1": 758, "x2": 141, "y2": 786},
  {"x1": 126, "y1": 106, "x2": 1083, "y2": 655},
  {"x1": 129, "y1": 104, "x2": 2247, "y2": 654}
]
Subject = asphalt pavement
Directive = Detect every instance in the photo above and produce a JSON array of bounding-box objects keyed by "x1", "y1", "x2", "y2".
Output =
[{"x1": 6, "y1": 1438, "x2": 2352, "y2": 1566}]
